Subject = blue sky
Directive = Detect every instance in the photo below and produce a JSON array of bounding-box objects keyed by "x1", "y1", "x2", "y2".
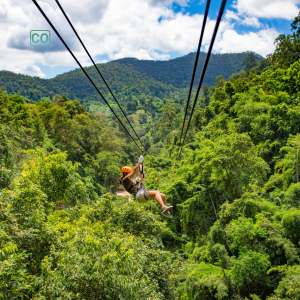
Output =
[
  {"x1": 1, "y1": 0, "x2": 299, "y2": 79},
  {"x1": 174, "y1": 0, "x2": 293, "y2": 32}
]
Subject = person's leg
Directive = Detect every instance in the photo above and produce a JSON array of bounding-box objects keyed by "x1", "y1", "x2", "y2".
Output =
[
  {"x1": 149, "y1": 191, "x2": 164, "y2": 208},
  {"x1": 160, "y1": 193, "x2": 167, "y2": 206}
]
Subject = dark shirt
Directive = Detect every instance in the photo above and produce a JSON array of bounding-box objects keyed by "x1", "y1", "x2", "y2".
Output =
[{"x1": 122, "y1": 175, "x2": 138, "y2": 195}]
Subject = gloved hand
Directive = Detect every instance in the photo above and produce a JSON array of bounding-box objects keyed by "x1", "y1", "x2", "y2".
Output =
[{"x1": 139, "y1": 155, "x2": 144, "y2": 163}]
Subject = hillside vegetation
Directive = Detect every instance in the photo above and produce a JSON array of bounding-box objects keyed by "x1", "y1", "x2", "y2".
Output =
[
  {"x1": 0, "y1": 51, "x2": 260, "y2": 108},
  {"x1": 1, "y1": 13, "x2": 300, "y2": 300}
]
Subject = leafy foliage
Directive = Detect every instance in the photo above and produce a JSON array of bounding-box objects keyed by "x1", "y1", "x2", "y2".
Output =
[
  {"x1": 0, "y1": 149, "x2": 175, "y2": 299},
  {"x1": 271, "y1": 12, "x2": 300, "y2": 68},
  {"x1": 0, "y1": 126, "x2": 13, "y2": 189},
  {"x1": 242, "y1": 53, "x2": 260, "y2": 73},
  {"x1": 0, "y1": 52, "x2": 259, "y2": 108},
  {"x1": 2, "y1": 13, "x2": 300, "y2": 300},
  {"x1": 144, "y1": 14, "x2": 300, "y2": 300},
  {"x1": 231, "y1": 250, "x2": 271, "y2": 297}
]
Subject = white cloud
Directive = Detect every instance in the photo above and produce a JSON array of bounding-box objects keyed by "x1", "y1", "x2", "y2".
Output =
[
  {"x1": 215, "y1": 28, "x2": 279, "y2": 56},
  {"x1": 0, "y1": 0, "x2": 208, "y2": 71},
  {"x1": 226, "y1": 10, "x2": 261, "y2": 28},
  {"x1": 56, "y1": 0, "x2": 109, "y2": 25},
  {"x1": 23, "y1": 65, "x2": 46, "y2": 78},
  {"x1": 0, "y1": 0, "x2": 295, "y2": 79},
  {"x1": 96, "y1": 59, "x2": 108, "y2": 64},
  {"x1": 7, "y1": 1, "x2": 81, "y2": 52},
  {"x1": 226, "y1": 0, "x2": 299, "y2": 30},
  {"x1": 109, "y1": 48, "x2": 171, "y2": 60},
  {"x1": 147, "y1": 0, "x2": 188, "y2": 6},
  {"x1": 225, "y1": 10, "x2": 241, "y2": 21},
  {"x1": 233, "y1": 0, "x2": 300, "y2": 20},
  {"x1": 241, "y1": 16, "x2": 260, "y2": 28}
]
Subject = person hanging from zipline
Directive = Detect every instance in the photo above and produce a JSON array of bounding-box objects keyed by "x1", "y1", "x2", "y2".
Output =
[{"x1": 118, "y1": 155, "x2": 173, "y2": 218}]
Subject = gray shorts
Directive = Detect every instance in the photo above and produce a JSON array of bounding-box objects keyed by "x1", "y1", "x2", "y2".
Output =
[{"x1": 136, "y1": 187, "x2": 151, "y2": 203}]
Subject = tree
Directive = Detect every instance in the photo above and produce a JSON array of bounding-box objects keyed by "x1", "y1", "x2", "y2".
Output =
[
  {"x1": 203, "y1": 84, "x2": 210, "y2": 106},
  {"x1": 242, "y1": 53, "x2": 258, "y2": 73},
  {"x1": 23, "y1": 149, "x2": 88, "y2": 208},
  {"x1": 231, "y1": 251, "x2": 271, "y2": 298},
  {"x1": 224, "y1": 82, "x2": 235, "y2": 98},
  {"x1": 215, "y1": 75, "x2": 225, "y2": 88},
  {"x1": 53, "y1": 94, "x2": 68, "y2": 104},
  {"x1": 0, "y1": 126, "x2": 13, "y2": 189},
  {"x1": 159, "y1": 104, "x2": 177, "y2": 129},
  {"x1": 192, "y1": 133, "x2": 270, "y2": 199},
  {"x1": 63, "y1": 100, "x2": 85, "y2": 118},
  {"x1": 139, "y1": 96, "x2": 145, "y2": 105},
  {"x1": 265, "y1": 134, "x2": 300, "y2": 192},
  {"x1": 132, "y1": 99, "x2": 138, "y2": 111},
  {"x1": 126, "y1": 101, "x2": 133, "y2": 111},
  {"x1": 271, "y1": 12, "x2": 300, "y2": 68},
  {"x1": 213, "y1": 87, "x2": 226, "y2": 102},
  {"x1": 268, "y1": 265, "x2": 300, "y2": 300},
  {"x1": 34, "y1": 197, "x2": 173, "y2": 299},
  {"x1": 94, "y1": 151, "x2": 120, "y2": 191},
  {"x1": 0, "y1": 92, "x2": 29, "y2": 126}
]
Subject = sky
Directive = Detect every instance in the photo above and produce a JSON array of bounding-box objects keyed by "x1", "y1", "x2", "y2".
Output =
[{"x1": 0, "y1": 0, "x2": 299, "y2": 79}]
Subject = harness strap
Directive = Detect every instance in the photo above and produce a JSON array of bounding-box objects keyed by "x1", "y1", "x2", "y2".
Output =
[
  {"x1": 128, "y1": 181, "x2": 140, "y2": 194},
  {"x1": 140, "y1": 163, "x2": 144, "y2": 178},
  {"x1": 143, "y1": 190, "x2": 149, "y2": 200}
]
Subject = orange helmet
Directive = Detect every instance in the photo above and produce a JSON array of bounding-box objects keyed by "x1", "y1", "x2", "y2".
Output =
[{"x1": 121, "y1": 166, "x2": 132, "y2": 174}]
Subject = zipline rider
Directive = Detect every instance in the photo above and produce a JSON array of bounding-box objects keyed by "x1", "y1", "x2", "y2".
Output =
[{"x1": 118, "y1": 155, "x2": 173, "y2": 218}]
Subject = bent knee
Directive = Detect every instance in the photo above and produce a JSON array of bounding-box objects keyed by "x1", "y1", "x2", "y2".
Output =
[
  {"x1": 150, "y1": 190, "x2": 160, "y2": 194},
  {"x1": 149, "y1": 190, "x2": 159, "y2": 197}
]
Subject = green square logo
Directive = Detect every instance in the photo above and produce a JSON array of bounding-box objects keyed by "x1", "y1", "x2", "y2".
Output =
[{"x1": 30, "y1": 30, "x2": 50, "y2": 50}]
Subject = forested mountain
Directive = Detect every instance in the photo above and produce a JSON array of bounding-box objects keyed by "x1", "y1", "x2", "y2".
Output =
[
  {"x1": 0, "y1": 51, "x2": 261, "y2": 105},
  {"x1": 1, "y1": 13, "x2": 300, "y2": 300},
  {"x1": 113, "y1": 51, "x2": 260, "y2": 88}
]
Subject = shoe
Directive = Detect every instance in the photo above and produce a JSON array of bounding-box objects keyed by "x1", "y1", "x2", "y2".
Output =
[
  {"x1": 161, "y1": 205, "x2": 173, "y2": 215},
  {"x1": 165, "y1": 211, "x2": 173, "y2": 218}
]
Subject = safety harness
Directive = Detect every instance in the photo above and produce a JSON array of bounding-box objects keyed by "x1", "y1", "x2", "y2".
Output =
[
  {"x1": 128, "y1": 181, "x2": 139, "y2": 194},
  {"x1": 123, "y1": 146, "x2": 149, "y2": 199}
]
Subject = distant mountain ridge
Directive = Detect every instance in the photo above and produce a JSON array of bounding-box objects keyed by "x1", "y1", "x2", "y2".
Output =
[
  {"x1": 115, "y1": 51, "x2": 263, "y2": 88},
  {"x1": 0, "y1": 51, "x2": 263, "y2": 104}
]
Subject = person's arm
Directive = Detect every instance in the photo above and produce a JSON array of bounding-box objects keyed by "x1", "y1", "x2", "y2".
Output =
[
  {"x1": 128, "y1": 162, "x2": 141, "y2": 179},
  {"x1": 128, "y1": 155, "x2": 144, "y2": 179},
  {"x1": 138, "y1": 170, "x2": 144, "y2": 182}
]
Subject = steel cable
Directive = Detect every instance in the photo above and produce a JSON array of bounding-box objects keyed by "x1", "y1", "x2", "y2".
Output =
[
  {"x1": 55, "y1": 0, "x2": 143, "y2": 147},
  {"x1": 177, "y1": 0, "x2": 228, "y2": 161},
  {"x1": 32, "y1": 0, "x2": 142, "y2": 152},
  {"x1": 178, "y1": 0, "x2": 211, "y2": 151}
]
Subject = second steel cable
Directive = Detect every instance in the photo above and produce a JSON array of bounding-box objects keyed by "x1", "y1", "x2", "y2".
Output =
[
  {"x1": 178, "y1": 0, "x2": 211, "y2": 150},
  {"x1": 55, "y1": 0, "x2": 143, "y2": 148},
  {"x1": 32, "y1": 0, "x2": 142, "y2": 152},
  {"x1": 177, "y1": 0, "x2": 228, "y2": 160}
]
